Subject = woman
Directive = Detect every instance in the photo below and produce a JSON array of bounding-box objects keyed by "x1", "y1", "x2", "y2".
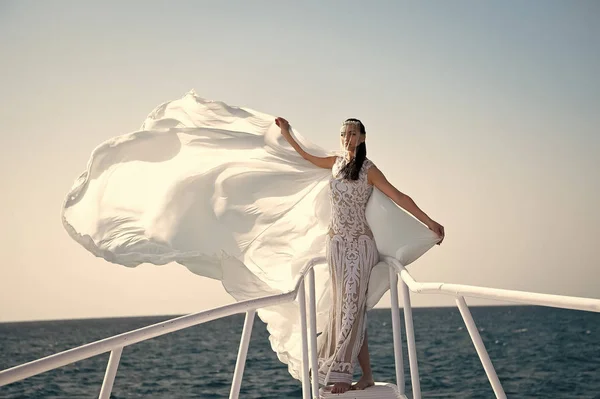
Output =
[
  {"x1": 62, "y1": 90, "x2": 443, "y2": 393},
  {"x1": 276, "y1": 116, "x2": 444, "y2": 394}
]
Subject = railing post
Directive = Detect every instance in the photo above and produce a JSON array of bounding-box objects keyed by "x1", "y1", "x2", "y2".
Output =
[
  {"x1": 98, "y1": 347, "x2": 122, "y2": 399},
  {"x1": 229, "y1": 310, "x2": 256, "y2": 399},
  {"x1": 298, "y1": 283, "x2": 311, "y2": 399},
  {"x1": 388, "y1": 267, "x2": 405, "y2": 394},
  {"x1": 307, "y1": 269, "x2": 320, "y2": 398},
  {"x1": 400, "y1": 280, "x2": 421, "y2": 399},
  {"x1": 456, "y1": 297, "x2": 507, "y2": 399}
]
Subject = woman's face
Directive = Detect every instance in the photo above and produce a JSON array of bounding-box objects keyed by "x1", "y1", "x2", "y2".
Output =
[{"x1": 340, "y1": 123, "x2": 364, "y2": 152}]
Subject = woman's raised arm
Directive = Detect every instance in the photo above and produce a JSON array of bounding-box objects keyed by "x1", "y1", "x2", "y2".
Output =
[{"x1": 276, "y1": 117, "x2": 336, "y2": 169}]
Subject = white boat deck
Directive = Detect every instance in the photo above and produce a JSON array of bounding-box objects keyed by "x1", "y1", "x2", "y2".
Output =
[{"x1": 320, "y1": 382, "x2": 406, "y2": 399}]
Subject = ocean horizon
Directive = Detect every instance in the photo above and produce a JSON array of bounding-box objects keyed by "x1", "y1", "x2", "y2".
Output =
[{"x1": 1, "y1": 306, "x2": 599, "y2": 398}]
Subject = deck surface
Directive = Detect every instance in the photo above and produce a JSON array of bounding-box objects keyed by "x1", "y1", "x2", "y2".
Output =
[{"x1": 319, "y1": 382, "x2": 407, "y2": 399}]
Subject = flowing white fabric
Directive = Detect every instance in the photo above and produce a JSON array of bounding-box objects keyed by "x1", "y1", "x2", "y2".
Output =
[{"x1": 61, "y1": 90, "x2": 439, "y2": 381}]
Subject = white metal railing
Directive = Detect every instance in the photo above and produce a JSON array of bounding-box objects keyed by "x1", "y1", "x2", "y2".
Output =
[
  {"x1": 383, "y1": 255, "x2": 600, "y2": 399},
  {"x1": 2, "y1": 255, "x2": 600, "y2": 399},
  {"x1": 0, "y1": 256, "x2": 324, "y2": 399}
]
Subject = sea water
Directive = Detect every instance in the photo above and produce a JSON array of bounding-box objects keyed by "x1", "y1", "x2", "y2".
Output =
[{"x1": 1, "y1": 306, "x2": 599, "y2": 398}]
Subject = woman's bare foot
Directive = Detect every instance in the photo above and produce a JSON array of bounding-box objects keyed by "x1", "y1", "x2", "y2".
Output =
[
  {"x1": 351, "y1": 375, "x2": 375, "y2": 390},
  {"x1": 331, "y1": 382, "x2": 351, "y2": 394}
]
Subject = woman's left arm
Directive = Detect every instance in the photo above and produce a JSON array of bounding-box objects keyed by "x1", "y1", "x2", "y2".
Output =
[{"x1": 368, "y1": 166, "x2": 445, "y2": 244}]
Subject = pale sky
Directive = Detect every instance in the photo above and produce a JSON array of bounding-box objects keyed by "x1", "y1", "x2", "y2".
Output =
[{"x1": 1, "y1": 1, "x2": 598, "y2": 322}]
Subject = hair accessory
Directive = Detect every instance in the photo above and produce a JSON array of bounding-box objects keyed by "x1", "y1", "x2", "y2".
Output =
[{"x1": 339, "y1": 120, "x2": 362, "y2": 133}]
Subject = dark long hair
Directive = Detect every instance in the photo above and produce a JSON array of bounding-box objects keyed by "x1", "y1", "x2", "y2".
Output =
[{"x1": 340, "y1": 118, "x2": 367, "y2": 181}]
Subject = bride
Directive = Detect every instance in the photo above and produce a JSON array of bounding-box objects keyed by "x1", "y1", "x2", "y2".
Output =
[
  {"x1": 61, "y1": 90, "x2": 443, "y2": 392},
  {"x1": 276, "y1": 116, "x2": 443, "y2": 393}
]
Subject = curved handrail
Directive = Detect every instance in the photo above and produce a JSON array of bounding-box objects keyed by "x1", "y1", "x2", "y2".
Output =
[
  {"x1": 292, "y1": 256, "x2": 326, "y2": 291},
  {"x1": 383, "y1": 256, "x2": 600, "y2": 313},
  {"x1": 0, "y1": 292, "x2": 295, "y2": 386},
  {"x1": 0, "y1": 258, "x2": 326, "y2": 387},
  {"x1": 3, "y1": 254, "x2": 599, "y2": 390}
]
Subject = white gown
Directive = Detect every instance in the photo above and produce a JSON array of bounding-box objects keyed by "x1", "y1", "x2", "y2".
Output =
[
  {"x1": 61, "y1": 90, "x2": 439, "y2": 383},
  {"x1": 317, "y1": 156, "x2": 380, "y2": 385}
]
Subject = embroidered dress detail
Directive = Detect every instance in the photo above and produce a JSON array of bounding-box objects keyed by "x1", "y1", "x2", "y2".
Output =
[{"x1": 317, "y1": 157, "x2": 380, "y2": 385}]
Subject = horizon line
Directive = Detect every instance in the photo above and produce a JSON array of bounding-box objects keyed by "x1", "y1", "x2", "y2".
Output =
[{"x1": 0, "y1": 303, "x2": 539, "y2": 324}]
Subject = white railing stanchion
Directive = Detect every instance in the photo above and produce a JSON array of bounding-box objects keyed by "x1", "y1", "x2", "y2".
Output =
[
  {"x1": 388, "y1": 268, "x2": 405, "y2": 393},
  {"x1": 307, "y1": 268, "x2": 320, "y2": 398},
  {"x1": 456, "y1": 297, "x2": 506, "y2": 399},
  {"x1": 98, "y1": 347, "x2": 122, "y2": 399},
  {"x1": 229, "y1": 310, "x2": 256, "y2": 399},
  {"x1": 298, "y1": 283, "x2": 311, "y2": 399},
  {"x1": 400, "y1": 279, "x2": 421, "y2": 399}
]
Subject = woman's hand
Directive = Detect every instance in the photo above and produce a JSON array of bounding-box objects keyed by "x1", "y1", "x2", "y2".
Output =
[
  {"x1": 273, "y1": 117, "x2": 336, "y2": 169},
  {"x1": 275, "y1": 117, "x2": 290, "y2": 133},
  {"x1": 427, "y1": 219, "x2": 445, "y2": 244}
]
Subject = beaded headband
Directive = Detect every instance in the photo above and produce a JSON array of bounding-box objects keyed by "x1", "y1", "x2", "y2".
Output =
[{"x1": 339, "y1": 120, "x2": 363, "y2": 134}]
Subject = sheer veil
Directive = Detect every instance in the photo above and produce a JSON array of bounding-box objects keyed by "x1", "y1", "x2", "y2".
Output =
[{"x1": 61, "y1": 90, "x2": 439, "y2": 380}]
